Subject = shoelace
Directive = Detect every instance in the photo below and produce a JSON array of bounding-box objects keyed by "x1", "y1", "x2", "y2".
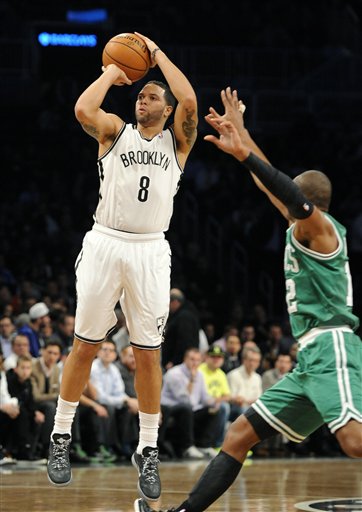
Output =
[
  {"x1": 51, "y1": 441, "x2": 70, "y2": 470},
  {"x1": 141, "y1": 450, "x2": 160, "y2": 483}
]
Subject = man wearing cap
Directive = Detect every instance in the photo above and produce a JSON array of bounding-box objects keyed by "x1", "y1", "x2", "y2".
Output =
[
  {"x1": 18, "y1": 302, "x2": 50, "y2": 357},
  {"x1": 199, "y1": 346, "x2": 231, "y2": 449}
]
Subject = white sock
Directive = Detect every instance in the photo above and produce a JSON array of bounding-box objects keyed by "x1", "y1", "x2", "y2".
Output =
[
  {"x1": 51, "y1": 396, "x2": 79, "y2": 439},
  {"x1": 137, "y1": 411, "x2": 160, "y2": 453}
]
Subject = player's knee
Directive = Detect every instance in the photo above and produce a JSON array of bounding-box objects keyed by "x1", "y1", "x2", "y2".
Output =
[
  {"x1": 73, "y1": 339, "x2": 99, "y2": 362},
  {"x1": 223, "y1": 416, "x2": 257, "y2": 460},
  {"x1": 134, "y1": 347, "x2": 160, "y2": 372},
  {"x1": 341, "y1": 437, "x2": 362, "y2": 458},
  {"x1": 337, "y1": 421, "x2": 362, "y2": 458}
]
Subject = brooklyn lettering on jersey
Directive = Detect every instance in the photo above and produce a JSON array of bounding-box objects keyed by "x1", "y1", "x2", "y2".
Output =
[{"x1": 120, "y1": 150, "x2": 171, "y2": 170}]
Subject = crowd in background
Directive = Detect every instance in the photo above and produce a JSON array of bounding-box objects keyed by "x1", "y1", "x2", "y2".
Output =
[{"x1": 0, "y1": 288, "x2": 344, "y2": 466}]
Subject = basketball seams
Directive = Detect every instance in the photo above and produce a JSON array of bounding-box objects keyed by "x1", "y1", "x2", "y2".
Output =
[
  {"x1": 106, "y1": 41, "x2": 149, "y2": 68},
  {"x1": 103, "y1": 48, "x2": 147, "y2": 73}
]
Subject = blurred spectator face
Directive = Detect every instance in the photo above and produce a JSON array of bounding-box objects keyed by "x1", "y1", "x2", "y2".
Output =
[
  {"x1": 0, "y1": 317, "x2": 15, "y2": 338},
  {"x1": 59, "y1": 315, "x2": 75, "y2": 337},
  {"x1": 15, "y1": 359, "x2": 32, "y2": 382},
  {"x1": 206, "y1": 354, "x2": 224, "y2": 370},
  {"x1": 204, "y1": 323, "x2": 215, "y2": 341},
  {"x1": 241, "y1": 325, "x2": 255, "y2": 341},
  {"x1": 41, "y1": 317, "x2": 54, "y2": 338},
  {"x1": 268, "y1": 324, "x2": 283, "y2": 342},
  {"x1": 12, "y1": 335, "x2": 30, "y2": 356},
  {"x1": 184, "y1": 349, "x2": 202, "y2": 371},
  {"x1": 98, "y1": 341, "x2": 117, "y2": 364},
  {"x1": 225, "y1": 335, "x2": 241, "y2": 355},
  {"x1": 289, "y1": 342, "x2": 298, "y2": 362},
  {"x1": 275, "y1": 354, "x2": 293, "y2": 375},
  {"x1": 252, "y1": 304, "x2": 267, "y2": 324},
  {"x1": 3, "y1": 304, "x2": 14, "y2": 317},
  {"x1": 121, "y1": 345, "x2": 136, "y2": 371},
  {"x1": 243, "y1": 350, "x2": 261, "y2": 373},
  {"x1": 42, "y1": 343, "x2": 61, "y2": 367}
]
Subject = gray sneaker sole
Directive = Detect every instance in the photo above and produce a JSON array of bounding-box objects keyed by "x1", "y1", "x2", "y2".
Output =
[{"x1": 47, "y1": 470, "x2": 72, "y2": 487}]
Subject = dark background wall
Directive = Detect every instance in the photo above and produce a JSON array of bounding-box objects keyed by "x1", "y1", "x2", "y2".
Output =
[{"x1": 1, "y1": 0, "x2": 361, "y2": 334}]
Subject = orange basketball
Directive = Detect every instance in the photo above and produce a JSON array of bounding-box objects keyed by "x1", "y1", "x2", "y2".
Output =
[{"x1": 102, "y1": 33, "x2": 151, "y2": 82}]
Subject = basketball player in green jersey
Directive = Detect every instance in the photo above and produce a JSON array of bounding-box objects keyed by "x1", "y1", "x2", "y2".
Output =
[{"x1": 134, "y1": 89, "x2": 361, "y2": 512}]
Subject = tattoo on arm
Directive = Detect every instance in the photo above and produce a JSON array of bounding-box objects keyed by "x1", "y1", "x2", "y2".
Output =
[
  {"x1": 182, "y1": 108, "x2": 197, "y2": 147},
  {"x1": 81, "y1": 123, "x2": 100, "y2": 139}
]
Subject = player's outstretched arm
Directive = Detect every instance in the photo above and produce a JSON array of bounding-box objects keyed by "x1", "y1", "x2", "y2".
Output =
[
  {"x1": 135, "y1": 32, "x2": 198, "y2": 161},
  {"x1": 204, "y1": 118, "x2": 310, "y2": 221},
  {"x1": 205, "y1": 88, "x2": 289, "y2": 214},
  {"x1": 204, "y1": 117, "x2": 337, "y2": 252},
  {"x1": 74, "y1": 64, "x2": 132, "y2": 145}
]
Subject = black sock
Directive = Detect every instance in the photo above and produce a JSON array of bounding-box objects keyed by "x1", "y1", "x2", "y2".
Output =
[{"x1": 175, "y1": 451, "x2": 242, "y2": 512}]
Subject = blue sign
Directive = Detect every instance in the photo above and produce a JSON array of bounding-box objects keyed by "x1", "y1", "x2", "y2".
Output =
[{"x1": 38, "y1": 32, "x2": 97, "y2": 48}]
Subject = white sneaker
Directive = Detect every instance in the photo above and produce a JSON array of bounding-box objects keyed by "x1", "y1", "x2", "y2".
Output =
[
  {"x1": 198, "y1": 447, "x2": 217, "y2": 459},
  {"x1": 183, "y1": 445, "x2": 205, "y2": 459},
  {"x1": 0, "y1": 456, "x2": 17, "y2": 466}
]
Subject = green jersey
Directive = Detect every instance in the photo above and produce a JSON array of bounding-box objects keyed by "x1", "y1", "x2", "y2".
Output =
[{"x1": 284, "y1": 213, "x2": 360, "y2": 339}]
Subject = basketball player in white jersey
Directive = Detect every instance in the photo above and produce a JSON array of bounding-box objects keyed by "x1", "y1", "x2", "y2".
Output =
[{"x1": 47, "y1": 32, "x2": 198, "y2": 502}]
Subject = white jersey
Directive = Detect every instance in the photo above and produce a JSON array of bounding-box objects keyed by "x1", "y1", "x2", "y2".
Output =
[{"x1": 94, "y1": 123, "x2": 183, "y2": 233}]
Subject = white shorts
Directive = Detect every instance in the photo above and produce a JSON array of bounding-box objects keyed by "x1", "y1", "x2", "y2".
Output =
[{"x1": 74, "y1": 224, "x2": 171, "y2": 349}]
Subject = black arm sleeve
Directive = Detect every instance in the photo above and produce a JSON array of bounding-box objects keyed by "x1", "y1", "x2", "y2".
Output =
[{"x1": 243, "y1": 153, "x2": 314, "y2": 219}]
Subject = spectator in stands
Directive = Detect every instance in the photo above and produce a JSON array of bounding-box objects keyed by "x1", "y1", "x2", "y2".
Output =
[
  {"x1": 250, "y1": 303, "x2": 269, "y2": 343},
  {"x1": 162, "y1": 289, "x2": 201, "y2": 369},
  {"x1": 111, "y1": 308, "x2": 130, "y2": 353},
  {"x1": 199, "y1": 345, "x2": 231, "y2": 448},
  {"x1": 227, "y1": 346, "x2": 262, "y2": 421},
  {"x1": 90, "y1": 339, "x2": 133, "y2": 460},
  {"x1": 31, "y1": 340, "x2": 62, "y2": 457},
  {"x1": 4, "y1": 334, "x2": 32, "y2": 371},
  {"x1": 253, "y1": 352, "x2": 293, "y2": 456},
  {"x1": 53, "y1": 313, "x2": 75, "y2": 354},
  {"x1": 240, "y1": 323, "x2": 256, "y2": 345},
  {"x1": 6, "y1": 354, "x2": 45, "y2": 460},
  {"x1": 221, "y1": 333, "x2": 242, "y2": 374},
  {"x1": 213, "y1": 324, "x2": 239, "y2": 352},
  {"x1": 0, "y1": 315, "x2": 16, "y2": 358},
  {"x1": 18, "y1": 302, "x2": 50, "y2": 357},
  {"x1": 262, "y1": 353, "x2": 293, "y2": 391},
  {"x1": 259, "y1": 322, "x2": 293, "y2": 370},
  {"x1": 161, "y1": 348, "x2": 220, "y2": 459},
  {"x1": 202, "y1": 321, "x2": 216, "y2": 346},
  {"x1": 0, "y1": 352, "x2": 20, "y2": 464},
  {"x1": 68, "y1": 378, "x2": 109, "y2": 464},
  {"x1": 115, "y1": 345, "x2": 141, "y2": 457}
]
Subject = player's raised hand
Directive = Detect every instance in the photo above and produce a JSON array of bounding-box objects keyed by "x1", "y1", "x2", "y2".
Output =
[
  {"x1": 205, "y1": 87, "x2": 246, "y2": 133},
  {"x1": 134, "y1": 32, "x2": 160, "y2": 67},
  {"x1": 204, "y1": 119, "x2": 250, "y2": 162}
]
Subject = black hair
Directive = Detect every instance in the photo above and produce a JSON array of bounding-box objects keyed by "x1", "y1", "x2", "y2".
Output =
[{"x1": 145, "y1": 80, "x2": 176, "y2": 109}]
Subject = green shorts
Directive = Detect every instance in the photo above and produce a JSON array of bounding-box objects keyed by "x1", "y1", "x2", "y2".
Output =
[{"x1": 252, "y1": 327, "x2": 362, "y2": 442}]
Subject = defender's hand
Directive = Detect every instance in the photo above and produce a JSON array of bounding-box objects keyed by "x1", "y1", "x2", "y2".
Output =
[
  {"x1": 204, "y1": 119, "x2": 250, "y2": 162},
  {"x1": 205, "y1": 87, "x2": 246, "y2": 133}
]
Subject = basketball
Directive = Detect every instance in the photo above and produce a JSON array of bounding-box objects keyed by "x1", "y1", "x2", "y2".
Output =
[{"x1": 102, "y1": 33, "x2": 151, "y2": 82}]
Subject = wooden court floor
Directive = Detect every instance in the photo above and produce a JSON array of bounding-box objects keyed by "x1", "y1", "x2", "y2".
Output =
[{"x1": 1, "y1": 457, "x2": 361, "y2": 512}]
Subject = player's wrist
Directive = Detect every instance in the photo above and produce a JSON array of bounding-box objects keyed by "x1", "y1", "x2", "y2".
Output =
[{"x1": 151, "y1": 47, "x2": 161, "y2": 60}]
